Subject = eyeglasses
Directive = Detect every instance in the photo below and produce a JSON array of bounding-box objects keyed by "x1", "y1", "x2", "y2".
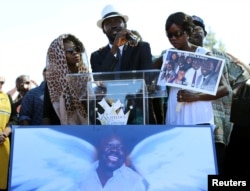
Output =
[
  {"x1": 167, "y1": 31, "x2": 185, "y2": 39},
  {"x1": 65, "y1": 46, "x2": 81, "y2": 54},
  {"x1": 0, "y1": 81, "x2": 4, "y2": 85}
]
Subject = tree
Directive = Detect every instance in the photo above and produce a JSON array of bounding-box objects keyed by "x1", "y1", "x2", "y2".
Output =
[{"x1": 204, "y1": 27, "x2": 226, "y2": 52}]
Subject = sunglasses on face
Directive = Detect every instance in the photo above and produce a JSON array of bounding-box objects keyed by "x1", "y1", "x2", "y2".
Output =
[
  {"x1": 0, "y1": 81, "x2": 4, "y2": 85},
  {"x1": 65, "y1": 46, "x2": 81, "y2": 54},
  {"x1": 167, "y1": 31, "x2": 185, "y2": 39}
]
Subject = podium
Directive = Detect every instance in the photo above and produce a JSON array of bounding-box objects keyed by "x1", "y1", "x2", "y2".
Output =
[
  {"x1": 67, "y1": 69, "x2": 167, "y2": 125},
  {"x1": 9, "y1": 73, "x2": 218, "y2": 191}
]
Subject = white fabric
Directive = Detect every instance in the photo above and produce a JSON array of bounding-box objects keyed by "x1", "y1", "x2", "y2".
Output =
[
  {"x1": 78, "y1": 161, "x2": 146, "y2": 191},
  {"x1": 185, "y1": 68, "x2": 202, "y2": 87},
  {"x1": 53, "y1": 94, "x2": 88, "y2": 125},
  {"x1": 166, "y1": 47, "x2": 214, "y2": 125}
]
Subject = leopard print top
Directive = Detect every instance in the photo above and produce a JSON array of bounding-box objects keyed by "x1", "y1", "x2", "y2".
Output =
[{"x1": 46, "y1": 34, "x2": 89, "y2": 120}]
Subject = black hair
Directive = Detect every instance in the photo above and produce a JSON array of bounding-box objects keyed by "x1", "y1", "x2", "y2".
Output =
[
  {"x1": 165, "y1": 12, "x2": 194, "y2": 36},
  {"x1": 16, "y1": 75, "x2": 30, "y2": 83},
  {"x1": 96, "y1": 131, "x2": 128, "y2": 153},
  {"x1": 167, "y1": 60, "x2": 176, "y2": 68},
  {"x1": 63, "y1": 34, "x2": 85, "y2": 53}
]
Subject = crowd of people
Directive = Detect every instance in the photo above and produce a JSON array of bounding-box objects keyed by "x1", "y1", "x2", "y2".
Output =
[{"x1": 0, "y1": 4, "x2": 250, "y2": 191}]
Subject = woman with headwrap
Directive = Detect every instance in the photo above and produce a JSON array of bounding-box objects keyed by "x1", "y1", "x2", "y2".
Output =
[{"x1": 43, "y1": 34, "x2": 90, "y2": 125}]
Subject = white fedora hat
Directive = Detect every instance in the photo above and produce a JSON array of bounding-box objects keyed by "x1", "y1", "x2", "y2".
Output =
[{"x1": 97, "y1": 4, "x2": 129, "y2": 28}]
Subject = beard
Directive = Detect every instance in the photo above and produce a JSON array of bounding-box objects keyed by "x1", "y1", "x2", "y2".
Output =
[
  {"x1": 105, "y1": 26, "x2": 123, "y2": 44},
  {"x1": 106, "y1": 33, "x2": 116, "y2": 44}
]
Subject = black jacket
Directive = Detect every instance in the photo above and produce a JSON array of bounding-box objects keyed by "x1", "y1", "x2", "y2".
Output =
[{"x1": 90, "y1": 42, "x2": 153, "y2": 72}]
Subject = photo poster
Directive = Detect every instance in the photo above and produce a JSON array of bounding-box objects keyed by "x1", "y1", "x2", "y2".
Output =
[
  {"x1": 9, "y1": 125, "x2": 217, "y2": 191},
  {"x1": 157, "y1": 49, "x2": 225, "y2": 95}
]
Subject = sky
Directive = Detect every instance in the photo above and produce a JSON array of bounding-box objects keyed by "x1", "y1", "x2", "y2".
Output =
[{"x1": 0, "y1": 0, "x2": 249, "y2": 92}]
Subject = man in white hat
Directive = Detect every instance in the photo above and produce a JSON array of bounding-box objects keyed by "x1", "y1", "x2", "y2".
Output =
[
  {"x1": 90, "y1": 5, "x2": 163, "y2": 125},
  {"x1": 90, "y1": 4, "x2": 153, "y2": 73}
]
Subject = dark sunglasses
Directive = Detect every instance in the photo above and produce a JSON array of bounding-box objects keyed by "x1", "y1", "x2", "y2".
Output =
[
  {"x1": 167, "y1": 31, "x2": 185, "y2": 39},
  {"x1": 0, "y1": 81, "x2": 4, "y2": 85},
  {"x1": 65, "y1": 46, "x2": 81, "y2": 54}
]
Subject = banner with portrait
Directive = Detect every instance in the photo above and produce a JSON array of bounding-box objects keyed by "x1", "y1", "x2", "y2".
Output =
[
  {"x1": 9, "y1": 125, "x2": 217, "y2": 191},
  {"x1": 157, "y1": 49, "x2": 225, "y2": 95}
]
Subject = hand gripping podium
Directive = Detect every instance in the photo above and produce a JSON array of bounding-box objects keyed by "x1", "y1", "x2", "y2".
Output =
[{"x1": 67, "y1": 69, "x2": 168, "y2": 125}]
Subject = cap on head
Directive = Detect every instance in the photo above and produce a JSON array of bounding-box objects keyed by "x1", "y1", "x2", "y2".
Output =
[
  {"x1": 192, "y1": 15, "x2": 207, "y2": 34},
  {"x1": 97, "y1": 4, "x2": 129, "y2": 28},
  {"x1": 0, "y1": 76, "x2": 5, "y2": 83}
]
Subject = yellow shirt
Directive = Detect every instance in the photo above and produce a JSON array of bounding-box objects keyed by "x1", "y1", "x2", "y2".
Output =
[{"x1": 0, "y1": 92, "x2": 11, "y2": 189}]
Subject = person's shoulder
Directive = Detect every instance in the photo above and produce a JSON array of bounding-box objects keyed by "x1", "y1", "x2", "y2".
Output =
[
  {"x1": 24, "y1": 86, "x2": 40, "y2": 97},
  {"x1": 29, "y1": 86, "x2": 40, "y2": 92},
  {"x1": 21, "y1": 91, "x2": 33, "y2": 101},
  {"x1": 131, "y1": 41, "x2": 151, "y2": 53},
  {"x1": 137, "y1": 41, "x2": 150, "y2": 47},
  {"x1": 211, "y1": 48, "x2": 231, "y2": 61},
  {"x1": 1, "y1": 92, "x2": 11, "y2": 100},
  {"x1": 210, "y1": 71, "x2": 219, "y2": 78},
  {"x1": 196, "y1": 46, "x2": 211, "y2": 55},
  {"x1": 98, "y1": 45, "x2": 109, "y2": 51},
  {"x1": 91, "y1": 45, "x2": 109, "y2": 55},
  {"x1": 121, "y1": 165, "x2": 143, "y2": 179}
]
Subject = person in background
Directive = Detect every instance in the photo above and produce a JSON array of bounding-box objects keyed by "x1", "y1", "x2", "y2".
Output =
[
  {"x1": 159, "y1": 61, "x2": 176, "y2": 83},
  {"x1": 43, "y1": 34, "x2": 89, "y2": 125},
  {"x1": 172, "y1": 68, "x2": 187, "y2": 85},
  {"x1": 196, "y1": 59, "x2": 218, "y2": 91},
  {"x1": 190, "y1": 15, "x2": 250, "y2": 93},
  {"x1": 91, "y1": 4, "x2": 162, "y2": 124},
  {"x1": 19, "y1": 68, "x2": 46, "y2": 125},
  {"x1": 0, "y1": 76, "x2": 18, "y2": 191},
  {"x1": 189, "y1": 15, "x2": 250, "y2": 175},
  {"x1": 184, "y1": 56, "x2": 193, "y2": 70},
  {"x1": 184, "y1": 57, "x2": 202, "y2": 87},
  {"x1": 174, "y1": 55, "x2": 186, "y2": 73},
  {"x1": 7, "y1": 79, "x2": 38, "y2": 100},
  {"x1": 13, "y1": 75, "x2": 32, "y2": 120}
]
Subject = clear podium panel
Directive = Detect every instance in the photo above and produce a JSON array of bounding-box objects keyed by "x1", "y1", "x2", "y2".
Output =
[
  {"x1": 88, "y1": 79, "x2": 148, "y2": 125},
  {"x1": 67, "y1": 69, "x2": 168, "y2": 100},
  {"x1": 67, "y1": 70, "x2": 168, "y2": 125}
]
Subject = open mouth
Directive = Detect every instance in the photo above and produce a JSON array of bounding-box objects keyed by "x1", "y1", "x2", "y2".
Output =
[{"x1": 108, "y1": 155, "x2": 119, "y2": 162}]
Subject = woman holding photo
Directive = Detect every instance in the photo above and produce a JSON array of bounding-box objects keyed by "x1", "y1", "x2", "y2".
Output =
[{"x1": 159, "y1": 12, "x2": 229, "y2": 126}]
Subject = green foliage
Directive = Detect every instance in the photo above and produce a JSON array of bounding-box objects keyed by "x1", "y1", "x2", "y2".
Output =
[{"x1": 204, "y1": 27, "x2": 226, "y2": 52}]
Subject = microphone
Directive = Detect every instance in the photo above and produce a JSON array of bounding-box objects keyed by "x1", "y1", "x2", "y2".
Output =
[{"x1": 126, "y1": 33, "x2": 140, "y2": 46}]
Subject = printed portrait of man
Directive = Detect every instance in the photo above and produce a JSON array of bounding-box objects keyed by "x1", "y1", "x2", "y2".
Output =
[{"x1": 78, "y1": 132, "x2": 147, "y2": 191}]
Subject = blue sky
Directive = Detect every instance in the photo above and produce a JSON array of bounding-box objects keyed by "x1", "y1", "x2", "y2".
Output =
[{"x1": 0, "y1": 0, "x2": 249, "y2": 91}]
